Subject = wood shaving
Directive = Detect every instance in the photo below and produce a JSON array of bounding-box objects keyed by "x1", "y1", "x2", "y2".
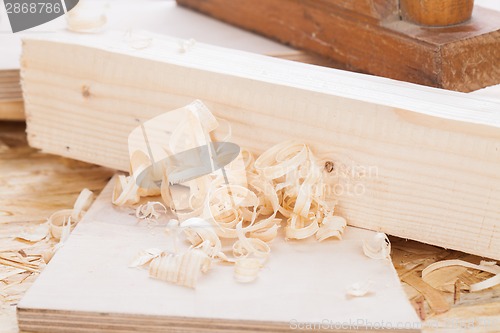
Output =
[
  {"x1": 121, "y1": 101, "x2": 347, "y2": 287},
  {"x1": 253, "y1": 141, "x2": 340, "y2": 241},
  {"x1": 346, "y1": 280, "x2": 374, "y2": 298},
  {"x1": 316, "y1": 215, "x2": 347, "y2": 241},
  {"x1": 234, "y1": 258, "x2": 262, "y2": 283},
  {"x1": 181, "y1": 218, "x2": 223, "y2": 258},
  {"x1": 135, "y1": 202, "x2": 167, "y2": 220},
  {"x1": 112, "y1": 175, "x2": 141, "y2": 206},
  {"x1": 0, "y1": 254, "x2": 40, "y2": 273},
  {"x1": 48, "y1": 210, "x2": 76, "y2": 241},
  {"x1": 15, "y1": 224, "x2": 49, "y2": 243},
  {"x1": 129, "y1": 248, "x2": 162, "y2": 268},
  {"x1": 363, "y1": 233, "x2": 391, "y2": 260},
  {"x1": 66, "y1": 1, "x2": 107, "y2": 33},
  {"x1": 0, "y1": 129, "x2": 111, "y2": 329},
  {"x1": 0, "y1": 187, "x2": 94, "y2": 314},
  {"x1": 422, "y1": 259, "x2": 500, "y2": 292},
  {"x1": 72, "y1": 188, "x2": 94, "y2": 219},
  {"x1": 49, "y1": 188, "x2": 94, "y2": 241},
  {"x1": 149, "y1": 249, "x2": 211, "y2": 288}
]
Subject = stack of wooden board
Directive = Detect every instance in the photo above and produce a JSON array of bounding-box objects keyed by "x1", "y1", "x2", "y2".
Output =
[
  {"x1": 0, "y1": 69, "x2": 23, "y2": 120},
  {"x1": 17, "y1": 178, "x2": 421, "y2": 332},
  {"x1": 0, "y1": 32, "x2": 24, "y2": 120},
  {"x1": 20, "y1": 31, "x2": 500, "y2": 260},
  {"x1": 0, "y1": 6, "x2": 24, "y2": 121}
]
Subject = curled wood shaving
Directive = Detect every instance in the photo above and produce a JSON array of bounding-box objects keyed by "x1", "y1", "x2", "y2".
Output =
[
  {"x1": 346, "y1": 280, "x2": 374, "y2": 298},
  {"x1": 135, "y1": 202, "x2": 167, "y2": 220},
  {"x1": 316, "y1": 215, "x2": 347, "y2": 241},
  {"x1": 285, "y1": 214, "x2": 319, "y2": 240},
  {"x1": 149, "y1": 249, "x2": 211, "y2": 288},
  {"x1": 16, "y1": 188, "x2": 94, "y2": 242},
  {"x1": 112, "y1": 175, "x2": 141, "y2": 206},
  {"x1": 234, "y1": 258, "x2": 262, "y2": 283},
  {"x1": 363, "y1": 233, "x2": 391, "y2": 260},
  {"x1": 253, "y1": 141, "x2": 341, "y2": 241},
  {"x1": 72, "y1": 188, "x2": 94, "y2": 220},
  {"x1": 42, "y1": 188, "x2": 95, "y2": 263},
  {"x1": 66, "y1": 1, "x2": 107, "y2": 33},
  {"x1": 181, "y1": 218, "x2": 223, "y2": 258},
  {"x1": 0, "y1": 268, "x2": 26, "y2": 281},
  {"x1": 233, "y1": 227, "x2": 270, "y2": 260},
  {"x1": 422, "y1": 259, "x2": 500, "y2": 292},
  {"x1": 49, "y1": 189, "x2": 94, "y2": 241},
  {"x1": 2, "y1": 183, "x2": 95, "y2": 311},
  {"x1": 48, "y1": 209, "x2": 76, "y2": 241},
  {"x1": 129, "y1": 248, "x2": 162, "y2": 268}
]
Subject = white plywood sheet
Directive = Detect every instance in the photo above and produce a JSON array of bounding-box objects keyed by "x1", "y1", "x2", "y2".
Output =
[{"x1": 18, "y1": 179, "x2": 420, "y2": 332}]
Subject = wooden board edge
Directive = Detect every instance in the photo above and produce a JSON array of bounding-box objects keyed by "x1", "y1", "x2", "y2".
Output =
[{"x1": 0, "y1": 100, "x2": 25, "y2": 121}]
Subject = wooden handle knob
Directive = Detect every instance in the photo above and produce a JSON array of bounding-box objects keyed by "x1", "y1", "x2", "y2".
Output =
[{"x1": 400, "y1": 0, "x2": 474, "y2": 27}]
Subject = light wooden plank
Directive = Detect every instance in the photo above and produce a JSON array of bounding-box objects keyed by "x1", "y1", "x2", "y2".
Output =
[
  {"x1": 17, "y1": 178, "x2": 420, "y2": 332},
  {"x1": 0, "y1": 100, "x2": 24, "y2": 121},
  {"x1": 0, "y1": 69, "x2": 23, "y2": 120},
  {"x1": 20, "y1": 31, "x2": 500, "y2": 260}
]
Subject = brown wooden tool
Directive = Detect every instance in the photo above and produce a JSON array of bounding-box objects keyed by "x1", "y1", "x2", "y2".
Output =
[{"x1": 176, "y1": 0, "x2": 500, "y2": 92}]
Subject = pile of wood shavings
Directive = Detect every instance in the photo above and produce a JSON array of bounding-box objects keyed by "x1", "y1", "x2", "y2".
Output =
[
  {"x1": 0, "y1": 189, "x2": 94, "y2": 318},
  {"x1": 114, "y1": 101, "x2": 347, "y2": 288}
]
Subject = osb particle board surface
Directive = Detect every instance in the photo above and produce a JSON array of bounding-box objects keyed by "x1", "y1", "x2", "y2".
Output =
[{"x1": 0, "y1": 122, "x2": 113, "y2": 333}]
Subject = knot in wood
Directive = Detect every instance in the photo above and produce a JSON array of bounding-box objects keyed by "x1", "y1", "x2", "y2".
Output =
[{"x1": 324, "y1": 161, "x2": 334, "y2": 173}]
